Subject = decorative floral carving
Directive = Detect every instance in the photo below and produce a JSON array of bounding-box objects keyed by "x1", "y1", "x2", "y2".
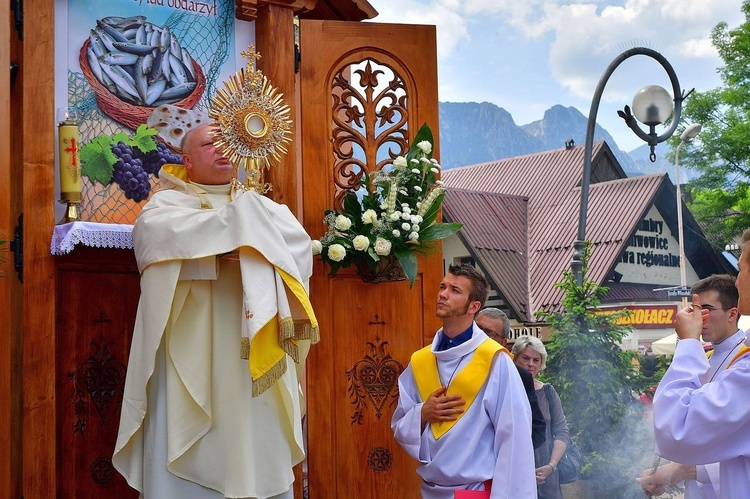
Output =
[
  {"x1": 69, "y1": 312, "x2": 127, "y2": 433},
  {"x1": 346, "y1": 336, "x2": 403, "y2": 424},
  {"x1": 367, "y1": 446, "x2": 393, "y2": 473},
  {"x1": 90, "y1": 457, "x2": 116, "y2": 484},
  {"x1": 331, "y1": 58, "x2": 409, "y2": 210}
]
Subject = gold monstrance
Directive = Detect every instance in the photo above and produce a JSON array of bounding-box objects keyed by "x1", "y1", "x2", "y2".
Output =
[{"x1": 209, "y1": 46, "x2": 292, "y2": 193}]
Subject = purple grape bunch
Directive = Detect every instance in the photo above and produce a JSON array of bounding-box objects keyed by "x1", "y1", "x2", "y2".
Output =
[
  {"x1": 111, "y1": 141, "x2": 183, "y2": 202},
  {"x1": 136, "y1": 141, "x2": 183, "y2": 177},
  {"x1": 111, "y1": 141, "x2": 151, "y2": 202}
]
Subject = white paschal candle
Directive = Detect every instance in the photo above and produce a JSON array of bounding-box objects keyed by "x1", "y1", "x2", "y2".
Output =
[{"x1": 58, "y1": 113, "x2": 81, "y2": 195}]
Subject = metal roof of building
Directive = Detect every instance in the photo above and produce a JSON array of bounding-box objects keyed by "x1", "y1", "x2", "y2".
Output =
[
  {"x1": 442, "y1": 189, "x2": 530, "y2": 320},
  {"x1": 441, "y1": 141, "x2": 728, "y2": 317}
]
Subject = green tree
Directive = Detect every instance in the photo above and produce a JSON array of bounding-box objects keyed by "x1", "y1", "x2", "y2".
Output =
[
  {"x1": 539, "y1": 246, "x2": 657, "y2": 497},
  {"x1": 673, "y1": 0, "x2": 750, "y2": 245}
]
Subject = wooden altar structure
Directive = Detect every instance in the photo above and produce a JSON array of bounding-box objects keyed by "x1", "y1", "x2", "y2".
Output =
[{"x1": 0, "y1": 0, "x2": 442, "y2": 497}]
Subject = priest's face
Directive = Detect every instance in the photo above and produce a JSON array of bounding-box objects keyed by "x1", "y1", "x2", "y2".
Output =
[
  {"x1": 697, "y1": 289, "x2": 738, "y2": 344},
  {"x1": 436, "y1": 272, "x2": 478, "y2": 319},
  {"x1": 182, "y1": 125, "x2": 234, "y2": 185}
]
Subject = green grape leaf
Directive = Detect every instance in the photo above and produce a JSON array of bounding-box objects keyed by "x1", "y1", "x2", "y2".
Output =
[
  {"x1": 129, "y1": 124, "x2": 158, "y2": 153},
  {"x1": 111, "y1": 132, "x2": 130, "y2": 145},
  {"x1": 80, "y1": 136, "x2": 117, "y2": 185}
]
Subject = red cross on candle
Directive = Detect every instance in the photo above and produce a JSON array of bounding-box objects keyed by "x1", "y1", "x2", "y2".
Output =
[{"x1": 65, "y1": 138, "x2": 78, "y2": 166}]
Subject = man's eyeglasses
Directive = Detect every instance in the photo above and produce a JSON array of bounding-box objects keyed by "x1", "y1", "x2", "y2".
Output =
[{"x1": 697, "y1": 305, "x2": 732, "y2": 313}]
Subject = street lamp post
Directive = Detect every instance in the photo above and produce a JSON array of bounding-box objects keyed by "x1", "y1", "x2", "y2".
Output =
[
  {"x1": 674, "y1": 123, "x2": 702, "y2": 306},
  {"x1": 571, "y1": 47, "x2": 691, "y2": 285}
]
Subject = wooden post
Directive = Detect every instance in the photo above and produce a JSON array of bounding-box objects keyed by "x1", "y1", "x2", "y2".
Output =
[
  {"x1": 22, "y1": 0, "x2": 58, "y2": 497},
  {"x1": 255, "y1": 3, "x2": 299, "y2": 215}
]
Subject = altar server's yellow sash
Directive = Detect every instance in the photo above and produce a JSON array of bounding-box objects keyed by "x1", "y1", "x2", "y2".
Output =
[
  {"x1": 728, "y1": 345, "x2": 750, "y2": 369},
  {"x1": 412, "y1": 339, "x2": 508, "y2": 439}
]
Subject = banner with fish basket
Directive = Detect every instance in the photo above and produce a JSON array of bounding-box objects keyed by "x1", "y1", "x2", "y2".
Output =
[{"x1": 61, "y1": 0, "x2": 240, "y2": 223}]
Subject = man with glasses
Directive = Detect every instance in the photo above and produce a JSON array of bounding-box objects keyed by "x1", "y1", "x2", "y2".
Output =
[
  {"x1": 475, "y1": 308, "x2": 546, "y2": 449},
  {"x1": 638, "y1": 274, "x2": 741, "y2": 498}
]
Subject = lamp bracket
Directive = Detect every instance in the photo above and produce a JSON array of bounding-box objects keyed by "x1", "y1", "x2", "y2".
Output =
[{"x1": 8, "y1": 213, "x2": 23, "y2": 283}]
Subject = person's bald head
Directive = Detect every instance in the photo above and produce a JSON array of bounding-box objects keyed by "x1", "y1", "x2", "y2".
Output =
[{"x1": 181, "y1": 124, "x2": 234, "y2": 185}]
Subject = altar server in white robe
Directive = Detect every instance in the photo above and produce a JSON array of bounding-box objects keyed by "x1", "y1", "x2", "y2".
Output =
[
  {"x1": 638, "y1": 274, "x2": 743, "y2": 498},
  {"x1": 112, "y1": 124, "x2": 318, "y2": 499},
  {"x1": 392, "y1": 264, "x2": 537, "y2": 499},
  {"x1": 648, "y1": 229, "x2": 750, "y2": 499}
]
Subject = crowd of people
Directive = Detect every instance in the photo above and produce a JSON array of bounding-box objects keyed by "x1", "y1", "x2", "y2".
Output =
[{"x1": 114, "y1": 120, "x2": 750, "y2": 499}]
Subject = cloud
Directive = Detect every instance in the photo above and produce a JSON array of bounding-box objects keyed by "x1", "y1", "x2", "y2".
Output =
[
  {"x1": 366, "y1": 0, "x2": 472, "y2": 58},
  {"x1": 536, "y1": 0, "x2": 745, "y2": 101}
]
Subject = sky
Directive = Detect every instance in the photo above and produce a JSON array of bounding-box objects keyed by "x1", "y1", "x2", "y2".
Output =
[{"x1": 366, "y1": 0, "x2": 746, "y2": 153}]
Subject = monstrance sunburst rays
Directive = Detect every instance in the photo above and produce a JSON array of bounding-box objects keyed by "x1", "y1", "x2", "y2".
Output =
[{"x1": 209, "y1": 46, "x2": 292, "y2": 193}]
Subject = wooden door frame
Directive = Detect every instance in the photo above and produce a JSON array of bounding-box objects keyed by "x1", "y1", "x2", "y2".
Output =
[
  {"x1": 1, "y1": 1, "x2": 22, "y2": 497},
  {"x1": 21, "y1": 0, "x2": 58, "y2": 497},
  {"x1": 298, "y1": 19, "x2": 442, "y2": 498}
]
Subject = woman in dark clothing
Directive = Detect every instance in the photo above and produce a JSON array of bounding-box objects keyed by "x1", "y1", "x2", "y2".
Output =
[{"x1": 512, "y1": 335, "x2": 570, "y2": 499}]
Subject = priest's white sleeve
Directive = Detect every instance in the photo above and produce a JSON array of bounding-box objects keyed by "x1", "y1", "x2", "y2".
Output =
[
  {"x1": 391, "y1": 364, "x2": 427, "y2": 462},
  {"x1": 653, "y1": 338, "x2": 750, "y2": 464}
]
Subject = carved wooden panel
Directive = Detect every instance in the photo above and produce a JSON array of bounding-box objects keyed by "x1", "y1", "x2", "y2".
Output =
[
  {"x1": 56, "y1": 248, "x2": 140, "y2": 499},
  {"x1": 346, "y1": 336, "x2": 403, "y2": 424},
  {"x1": 329, "y1": 277, "x2": 425, "y2": 497},
  {"x1": 331, "y1": 58, "x2": 410, "y2": 209},
  {"x1": 300, "y1": 19, "x2": 441, "y2": 499}
]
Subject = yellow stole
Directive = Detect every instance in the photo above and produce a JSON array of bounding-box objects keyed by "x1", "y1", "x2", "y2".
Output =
[
  {"x1": 411, "y1": 338, "x2": 508, "y2": 439},
  {"x1": 728, "y1": 345, "x2": 750, "y2": 369}
]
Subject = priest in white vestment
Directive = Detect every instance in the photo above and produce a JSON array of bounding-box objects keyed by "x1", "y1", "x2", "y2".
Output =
[
  {"x1": 649, "y1": 241, "x2": 750, "y2": 499},
  {"x1": 392, "y1": 264, "x2": 537, "y2": 499},
  {"x1": 112, "y1": 125, "x2": 319, "y2": 499},
  {"x1": 638, "y1": 274, "x2": 743, "y2": 498}
]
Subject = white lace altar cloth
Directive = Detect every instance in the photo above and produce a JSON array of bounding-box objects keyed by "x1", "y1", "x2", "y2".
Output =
[{"x1": 51, "y1": 222, "x2": 134, "y2": 255}]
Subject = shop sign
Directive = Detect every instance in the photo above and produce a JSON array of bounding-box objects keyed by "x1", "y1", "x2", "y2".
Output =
[{"x1": 595, "y1": 305, "x2": 677, "y2": 329}]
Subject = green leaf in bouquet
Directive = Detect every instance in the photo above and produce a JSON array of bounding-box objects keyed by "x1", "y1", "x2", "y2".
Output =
[
  {"x1": 419, "y1": 222, "x2": 463, "y2": 243},
  {"x1": 420, "y1": 192, "x2": 445, "y2": 227},
  {"x1": 395, "y1": 247, "x2": 418, "y2": 288},
  {"x1": 406, "y1": 123, "x2": 434, "y2": 160}
]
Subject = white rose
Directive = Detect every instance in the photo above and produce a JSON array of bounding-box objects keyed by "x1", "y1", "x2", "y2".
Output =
[
  {"x1": 389, "y1": 211, "x2": 402, "y2": 221},
  {"x1": 362, "y1": 209, "x2": 378, "y2": 224},
  {"x1": 327, "y1": 244, "x2": 346, "y2": 262},
  {"x1": 401, "y1": 222, "x2": 411, "y2": 231},
  {"x1": 353, "y1": 235, "x2": 370, "y2": 251},
  {"x1": 403, "y1": 206, "x2": 412, "y2": 214},
  {"x1": 408, "y1": 232, "x2": 420, "y2": 242},
  {"x1": 392, "y1": 229, "x2": 401, "y2": 237},
  {"x1": 412, "y1": 225, "x2": 420, "y2": 232},
  {"x1": 374, "y1": 237, "x2": 392, "y2": 256},
  {"x1": 401, "y1": 212, "x2": 410, "y2": 220},
  {"x1": 334, "y1": 215, "x2": 352, "y2": 231},
  {"x1": 410, "y1": 215, "x2": 423, "y2": 224},
  {"x1": 393, "y1": 156, "x2": 407, "y2": 168},
  {"x1": 417, "y1": 140, "x2": 432, "y2": 154},
  {"x1": 311, "y1": 240, "x2": 323, "y2": 255}
]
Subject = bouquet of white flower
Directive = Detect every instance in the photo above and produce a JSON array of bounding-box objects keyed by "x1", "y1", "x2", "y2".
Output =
[{"x1": 312, "y1": 123, "x2": 462, "y2": 287}]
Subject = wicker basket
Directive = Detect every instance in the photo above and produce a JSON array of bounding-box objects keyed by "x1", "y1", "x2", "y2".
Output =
[{"x1": 79, "y1": 39, "x2": 206, "y2": 131}]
